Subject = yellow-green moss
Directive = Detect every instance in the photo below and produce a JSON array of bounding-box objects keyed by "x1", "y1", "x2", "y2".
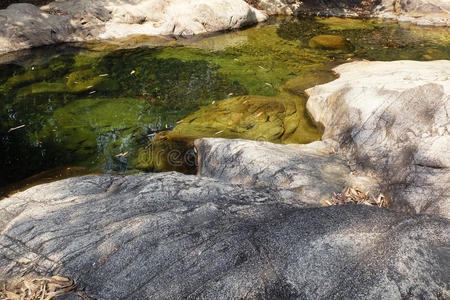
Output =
[
  {"x1": 16, "y1": 82, "x2": 66, "y2": 98},
  {"x1": 133, "y1": 93, "x2": 322, "y2": 171},
  {"x1": 316, "y1": 17, "x2": 377, "y2": 30}
]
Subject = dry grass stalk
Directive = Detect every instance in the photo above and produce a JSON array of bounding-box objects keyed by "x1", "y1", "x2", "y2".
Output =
[
  {"x1": 323, "y1": 187, "x2": 389, "y2": 208},
  {"x1": 0, "y1": 276, "x2": 76, "y2": 300}
]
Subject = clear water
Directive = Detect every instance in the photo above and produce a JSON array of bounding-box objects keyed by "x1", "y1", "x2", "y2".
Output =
[{"x1": 1, "y1": 16, "x2": 449, "y2": 193}]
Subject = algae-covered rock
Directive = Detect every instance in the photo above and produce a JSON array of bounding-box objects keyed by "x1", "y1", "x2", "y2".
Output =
[
  {"x1": 134, "y1": 94, "x2": 322, "y2": 171},
  {"x1": 16, "y1": 82, "x2": 66, "y2": 98},
  {"x1": 282, "y1": 70, "x2": 338, "y2": 97},
  {"x1": 309, "y1": 34, "x2": 353, "y2": 51},
  {"x1": 134, "y1": 133, "x2": 197, "y2": 173},
  {"x1": 316, "y1": 17, "x2": 377, "y2": 30},
  {"x1": 3, "y1": 68, "x2": 54, "y2": 91},
  {"x1": 66, "y1": 69, "x2": 119, "y2": 93},
  {"x1": 96, "y1": 48, "x2": 248, "y2": 108}
]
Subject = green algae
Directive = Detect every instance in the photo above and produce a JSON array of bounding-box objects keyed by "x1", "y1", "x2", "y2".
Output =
[
  {"x1": 37, "y1": 97, "x2": 194, "y2": 170},
  {"x1": 0, "y1": 16, "x2": 449, "y2": 186}
]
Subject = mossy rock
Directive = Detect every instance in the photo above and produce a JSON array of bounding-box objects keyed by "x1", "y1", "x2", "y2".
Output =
[
  {"x1": 282, "y1": 70, "x2": 338, "y2": 97},
  {"x1": 309, "y1": 35, "x2": 354, "y2": 51},
  {"x1": 3, "y1": 68, "x2": 54, "y2": 91},
  {"x1": 16, "y1": 82, "x2": 66, "y2": 98},
  {"x1": 133, "y1": 94, "x2": 322, "y2": 171},
  {"x1": 66, "y1": 69, "x2": 119, "y2": 94},
  {"x1": 47, "y1": 55, "x2": 75, "y2": 74},
  {"x1": 316, "y1": 17, "x2": 377, "y2": 31},
  {"x1": 133, "y1": 133, "x2": 197, "y2": 174}
]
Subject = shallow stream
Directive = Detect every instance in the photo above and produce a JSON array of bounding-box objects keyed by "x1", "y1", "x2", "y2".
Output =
[{"x1": 1, "y1": 16, "x2": 449, "y2": 195}]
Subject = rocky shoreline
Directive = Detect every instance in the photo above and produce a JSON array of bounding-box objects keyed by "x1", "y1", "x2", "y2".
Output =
[
  {"x1": 0, "y1": 0, "x2": 449, "y2": 54},
  {"x1": 0, "y1": 60, "x2": 449, "y2": 299}
]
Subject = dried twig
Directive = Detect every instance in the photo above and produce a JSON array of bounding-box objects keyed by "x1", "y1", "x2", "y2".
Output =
[
  {"x1": 0, "y1": 276, "x2": 76, "y2": 300},
  {"x1": 322, "y1": 187, "x2": 389, "y2": 208}
]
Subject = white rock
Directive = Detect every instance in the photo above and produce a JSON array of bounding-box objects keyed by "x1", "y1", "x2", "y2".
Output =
[
  {"x1": 0, "y1": 0, "x2": 267, "y2": 53},
  {"x1": 196, "y1": 138, "x2": 381, "y2": 206},
  {"x1": 306, "y1": 60, "x2": 450, "y2": 218}
]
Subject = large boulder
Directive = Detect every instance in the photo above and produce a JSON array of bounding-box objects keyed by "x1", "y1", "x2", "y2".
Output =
[
  {"x1": 0, "y1": 173, "x2": 449, "y2": 299},
  {"x1": 196, "y1": 138, "x2": 380, "y2": 206},
  {"x1": 245, "y1": 0, "x2": 449, "y2": 26},
  {"x1": 0, "y1": 3, "x2": 74, "y2": 53},
  {"x1": 375, "y1": 0, "x2": 450, "y2": 26},
  {"x1": 0, "y1": 0, "x2": 267, "y2": 53},
  {"x1": 306, "y1": 60, "x2": 450, "y2": 218}
]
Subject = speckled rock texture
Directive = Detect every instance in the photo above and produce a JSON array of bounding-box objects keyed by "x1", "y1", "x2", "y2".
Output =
[
  {"x1": 196, "y1": 138, "x2": 380, "y2": 206},
  {"x1": 1, "y1": 172, "x2": 449, "y2": 299},
  {"x1": 245, "y1": 0, "x2": 449, "y2": 26},
  {"x1": 306, "y1": 60, "x2": 450, "y2": 218},
  {"x1": 0, "y1": 0, "x2": 267, "y2": 53}
]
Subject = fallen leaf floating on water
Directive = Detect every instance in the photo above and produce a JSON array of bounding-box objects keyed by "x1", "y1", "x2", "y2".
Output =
[
  {"x1": 0, "y1": 275, "x2": 76, "y2": 300},
  {"x1": 114, "y1": 152, "x2": 129, "y2": 158},
  {"x1": 8, "y1": 125, "x2": 25, "y2": 132},
  {"x1": 322, "y1": 187, "x2": 388, "y2": 208}
]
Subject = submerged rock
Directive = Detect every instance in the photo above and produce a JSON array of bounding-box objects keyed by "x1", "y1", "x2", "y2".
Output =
[
  {"x1": 133, "y1": 94, "x2": 322, "y2": 171},
  {"x1": 309, "y1": 35, "x2": 353, "y2": 51},
  {"x1": 0, "y1": 173, "x2": 448, "y2": 299},
  {"x1": 306, "y1": 60, "x2": 450, "y2": 218}
]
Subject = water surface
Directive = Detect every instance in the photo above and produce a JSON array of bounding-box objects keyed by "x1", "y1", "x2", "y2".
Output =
[{"x1": 1, "y1": 16, "x2": 449, "y2": 193}]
